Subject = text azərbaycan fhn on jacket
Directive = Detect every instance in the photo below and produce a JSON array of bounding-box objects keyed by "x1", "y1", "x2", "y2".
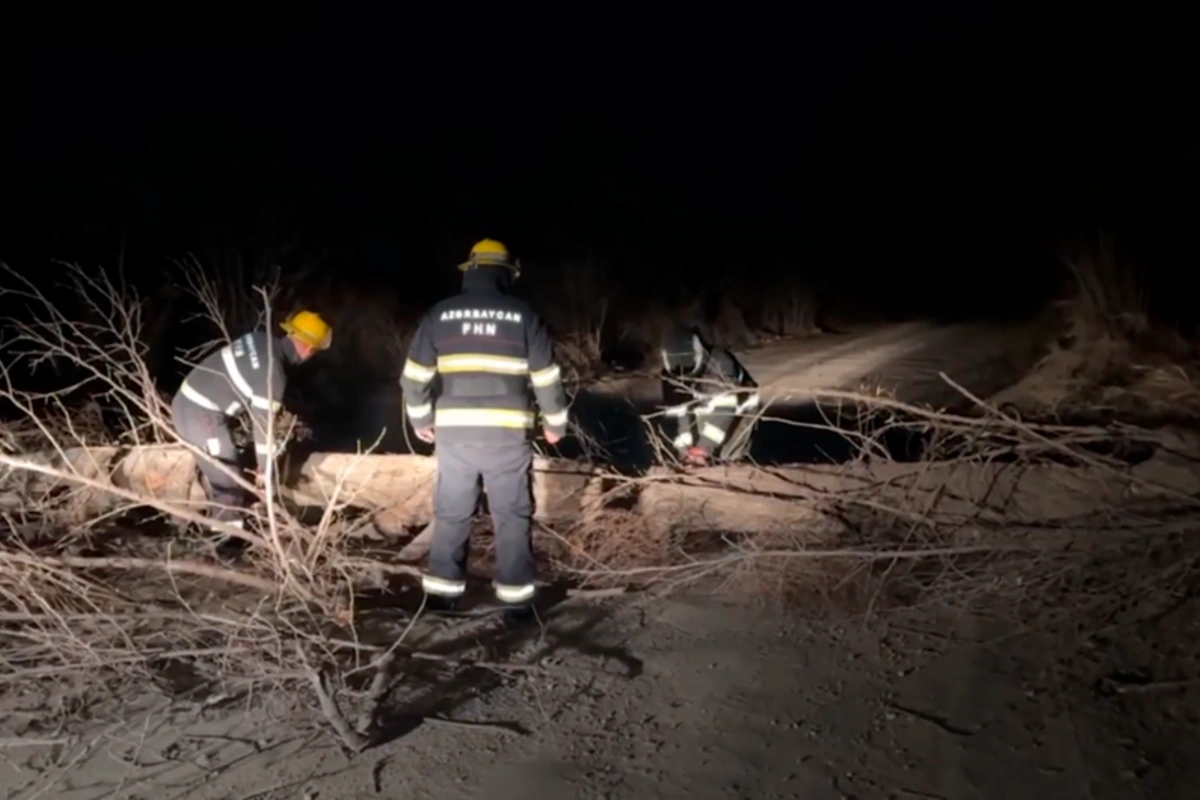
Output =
[
  {"x1": 399, "y1": 274, "x2": 569, "y2": 442},
  {"x1": 175, "y1": 332, "x2": 297, "y2": 469},
  {"x1": 660, "y1": 326, "x2": 760, "y2": 460}
]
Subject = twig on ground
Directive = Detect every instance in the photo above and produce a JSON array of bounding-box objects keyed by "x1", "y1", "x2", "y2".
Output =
[{"x1": 296, "y1": 642, "x2": 369, "y2": 753}]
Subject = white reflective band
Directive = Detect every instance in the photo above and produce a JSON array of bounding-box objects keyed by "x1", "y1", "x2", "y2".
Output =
[
  {"x1": 225, "y1": 401, "x2": 242, "y2": 416},
  {"x1": 205, "y1": 437, "x2": 222, "y2": 456},
  {"x1": 530, "y1": 365, "x2": 562, "y2": 388},
  {"x1": 254, "y1": 443, "x2": 274, "y2": 456},
  {"x1": 422, "y1": 574, "x2": 466, "y2": 597},
  {"x1": 664, "y1": 404, "x2": 689, "y2": 417},
  {"x1": 701, "y1": 423, "x2": 726, "y2": 444},
  {"x1": 673, "y1": 431, "x2": 694, "y2": 449},
  {"x1": 180, "y1": 381, "x2": 221, "y2": 412},
  {"x1": 406, "y1": 402, "x2": 432, "y2": 419},
  {"x1": 437, "y1": 354, "x2": 529, "y2": 374},
  {"x1": 543, "y1": 409, "x2": 568, "y2": 427},
  {"x1": 495, "y1": 583, "x2": 536, "y2": 603},
  {"x1": 704, "y1": 393, "x2": 741, "y2": 411},
  {"x1": 402, "y1": 359, "x2": 436, "y2": 383},
  {"x1": 221, "y1": 346, "x2": 281, "y2": 412},
  {"x1": 208, "y1": 517, "x2": 243, "y2": 535},
  {"x1": 736, "y1": 392, "x2": 761, "y2": 413},
  {"x1": 435, "y1": 408, "x2": 535, "y2": 428}
]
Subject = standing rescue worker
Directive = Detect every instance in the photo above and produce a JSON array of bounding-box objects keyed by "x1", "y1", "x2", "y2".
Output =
[
  {"x1": 660, "y1": 323, "x2": 760, "y2": 466},
  {"x1": 400, "y1": 239, "x2": 569, "y2": 618},
  {"x1": 171, "y1": 310, "x2": 332, "y2": 535}
]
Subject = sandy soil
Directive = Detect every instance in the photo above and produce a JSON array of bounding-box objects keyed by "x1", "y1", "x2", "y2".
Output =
[{"x1": 1, "y1": 593, "x2": 1189, "y2": 800}]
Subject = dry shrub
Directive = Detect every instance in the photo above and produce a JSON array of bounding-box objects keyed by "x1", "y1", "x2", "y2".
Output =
[
  {"x1": 755, "y1": 279, "x2": 821, "y2": 339},
  {"x1": 992, "y1": 237, "x2": 1200, "y2": 424},
  {"x1": 544, "y1": 510, "x2": 673, "y2": 581},
  {"x1": 0, "y1": 260, "x2": 535, "y2": 756}
]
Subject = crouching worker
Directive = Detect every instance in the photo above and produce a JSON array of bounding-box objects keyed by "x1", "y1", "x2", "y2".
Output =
[
  {"x1": 170, "y1": 310, "x2": 332, "y2": 539},
  {"x1": 400, "y1": 238, "x2": 569, "y2": 623},
  {"x1": 659, "y1": 323, "x2": 760, "y2": 467}
]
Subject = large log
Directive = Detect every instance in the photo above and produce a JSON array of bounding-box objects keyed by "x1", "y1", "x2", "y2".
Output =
[
  {"x1": 6, "y1": 443, "x2": 1200, "y2": 553},
  {"x1": 0, "y1": 446, "x2": 601, "y2": 533},
  {"x1": 634, "y1": 454, "x2": 1200, "y2": 539}
]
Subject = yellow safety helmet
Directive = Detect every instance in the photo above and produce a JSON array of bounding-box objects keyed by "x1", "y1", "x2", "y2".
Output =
[
  {"x1": 280, "y1": 310, "x2": 332, "y2": 350},
  {"x1": 458, "y1": 238, "x2": 521, "y2": 276}
]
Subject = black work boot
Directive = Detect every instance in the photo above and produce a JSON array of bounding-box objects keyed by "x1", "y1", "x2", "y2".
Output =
[
  {"x1": 501, "y1": 602, "x2": 535, "y2": 629},
  {"x1": 424, "y1": 594, "x2": 461, "y2": 615},
  {"x1": 207, "y1": 516, "x2": 250, "y2": 560}
]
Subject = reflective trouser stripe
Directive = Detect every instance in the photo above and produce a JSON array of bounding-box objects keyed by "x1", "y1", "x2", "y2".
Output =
[
  {"x1": 422, "y1": 574, "x2": 466, "y2": 597},
  {"x1": 495, "y1": 583, "x2": 535, "y2": 604}
]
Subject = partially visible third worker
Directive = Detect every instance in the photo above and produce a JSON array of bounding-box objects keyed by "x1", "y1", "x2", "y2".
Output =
[
  {"x1": 659, "y1": 322, "x2": 760, "y2": 466},
  {"x1": 171, "y1": 310, "x2": 333, "y2": 538},
  {"x1": 400, "y1": 238, "x2": 569, "y2": 622}
]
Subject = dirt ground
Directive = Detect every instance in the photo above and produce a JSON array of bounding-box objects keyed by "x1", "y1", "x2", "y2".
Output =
[{"x1": 2, "y1": 591, "x2": 1194, "y2": 800}]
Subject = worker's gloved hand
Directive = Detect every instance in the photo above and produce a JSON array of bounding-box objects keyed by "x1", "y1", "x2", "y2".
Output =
[
  {"x1": 543, "y1": 427, "x2": 562, "y2": 445},
  {"x1": 682, "y1": 446, "x2": 709, "y2": 467},
  {"x1": 415, "y1": 426, "x2": 435, "y2": 444}
]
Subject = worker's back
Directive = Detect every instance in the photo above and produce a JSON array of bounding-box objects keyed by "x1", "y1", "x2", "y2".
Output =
[
  {"x1": 177, "y1": 331, "x2": 287, "y2": 417},
  {"x1": 402, "y1": 266, "x2": 559, "y2": 445}
]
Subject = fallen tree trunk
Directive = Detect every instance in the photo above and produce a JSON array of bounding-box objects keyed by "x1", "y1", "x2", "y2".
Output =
[
  {"x1": 634, "y1": 453, "x2": 1200, "y2": 540},
  {"x1": 5, "y1": 444, "x2": 1200, "y2": 551},
  {"x1": 0, "y1": 446, "x2": 601, "y2": 534}
]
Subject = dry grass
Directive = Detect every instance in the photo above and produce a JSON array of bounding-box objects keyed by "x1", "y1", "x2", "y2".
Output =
[{"x1": 990, "y1": 237, "x2": 1200, "y2": 425}]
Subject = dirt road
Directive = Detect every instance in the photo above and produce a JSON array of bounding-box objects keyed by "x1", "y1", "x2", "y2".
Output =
[
  {"x1": 735, "y1": 320, "x2": 1050, "y2": 410},
  {"x1": 577, "y1": 319, "x2": 1051, "y2": 465},
  {"x1": 1, "y1": 596, "x2": 1171, "y2": 800}
]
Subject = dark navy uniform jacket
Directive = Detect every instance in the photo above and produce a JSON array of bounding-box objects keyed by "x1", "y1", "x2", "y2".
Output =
[{"x1": 400, "y1": 268, "x2": 569, "y2": 445}]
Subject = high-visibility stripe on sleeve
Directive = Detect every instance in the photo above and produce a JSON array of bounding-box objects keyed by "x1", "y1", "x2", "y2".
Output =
[
  {"x1": 673, "y1": 431, "x2": 694, "y2": 449},
  {"x1": 220, "y1": 347, "x2": 282, "y2": 412},
  {"x1": 543, "y1": 409, "x2": 568, "y2": 427},
  {"x1": 422, "y1": 574, "x2": 466, "y2": 598},
  {"x1": 254, "y1": 442, "x2": 275, "y2": 456},
  {"x1": 701, "y1": 393, "x2": 741, "y2": 412},
  {"x1": 179, "y1": 380, "x2": 222, "y2": 412},
  {"x1": 664, "y1": 404, "x2": 689, "y2": 417},
  {"x1": 736, "y1": 392, "x2": 761, "y2": 413},
  {"x1": 700, "y1": 422, "x2": 726, "y2": 445},
  {"x1": 405, "y1": 402, "x2": 432, "y2": 419},
  {"x1": 434, "y1": 408, "x2": 535, "y2": 429},
  {"x1": 402, "y1": 359, "x2": 436, "y2": 383},
  {"x1": 530, "y1": 364, "x2": 562, "y2": 388},
  {"x1": 436, "y1": 354, "x2": 529, "y2": 374}
]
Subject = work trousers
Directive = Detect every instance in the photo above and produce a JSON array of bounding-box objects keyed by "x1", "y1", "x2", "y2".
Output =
[
  {"x1": 171, "y1": 393, "x2": 249, "y2": 525},
  {"x1": 422, "y1": 441, "x2": 536, "y2": 606}
]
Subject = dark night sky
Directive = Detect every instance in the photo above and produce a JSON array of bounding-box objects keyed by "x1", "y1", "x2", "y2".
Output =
[{"x1": 3, "y1": 14, "x2": 1198, "y2": 317}]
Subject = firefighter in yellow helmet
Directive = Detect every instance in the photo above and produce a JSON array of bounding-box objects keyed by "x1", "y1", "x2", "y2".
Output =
[
  {"x1": 171, "y1": 310, "x2": 332, "y2": 542},
  {"x1": 401, "y1": 238, "x2": 568, "y2": 624}
]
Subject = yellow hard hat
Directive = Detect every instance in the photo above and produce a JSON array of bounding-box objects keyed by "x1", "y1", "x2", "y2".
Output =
[
  {"x1": 280, "y1": 310, "x2": 332, "y2": 350},
  {"x1": 458, "y1": 238, "x2": 520, "y2": 275}
]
